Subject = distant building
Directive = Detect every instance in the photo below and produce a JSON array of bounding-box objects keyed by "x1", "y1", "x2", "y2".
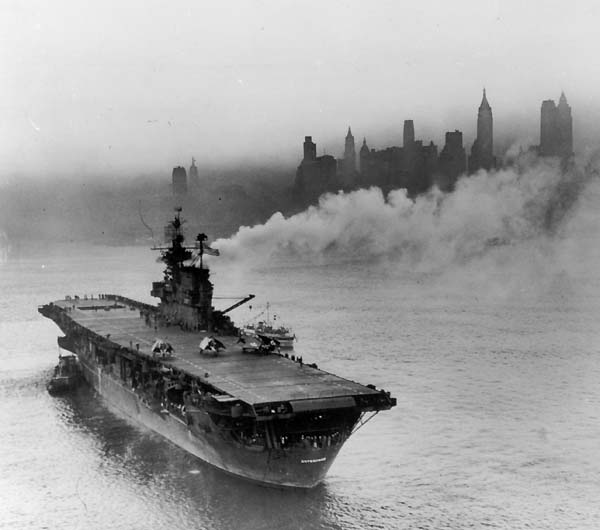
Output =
[
  {"x1": 189, "y1": 158, "x2": 199, "y2": 187},
  {"x1": 420, "y1": 141, "x2": 438, "y2": 193},
  {"x1": 556, "y1": 92, "x2": 573, "y2": 159},
  {"x1": 358, "y1": 120, "x2": 436, "y2": 196},
  {"x1": 539, "y1": 92, "x2": 573, "y2": 160},
  {"x1": 361, "y1": 145, "x2": 403, "y2": 191},
  {"x1": 401, "y1": 120, "x2": 417, "y2": 189},
  {"x1": 469, "y1": 89, "x2": 495, "y2": 173},
  {"x1": 403, "y1": 120, "x2": 415, "y2": 147},
  {"x1": 295, "y1": 136, "x2": 338, "y2": 198},
  {"x1": 540, "y1": 100, "x2": 558, "y2": 156},
  {"x1": 339, "y1": 127, "x2": 357, "y2": 186},
  {"x1": 293, "y1": 86, "x2": 576, "y2": 202},
  {"x1": 438, "y1": 130, "x2": 466, "y2": 191},
  {"x1": 172, "y1": 166, "x2": 187, "y2": 195},
  {"x1": 401, "y1": 120, "x2": 437, "y2": 195},
  {"x1": 359, "y1": 137, "x2": 370, "y2": 176},
  {"x1": 303, "y1": 135, "x2": 317, "y2": 161}
]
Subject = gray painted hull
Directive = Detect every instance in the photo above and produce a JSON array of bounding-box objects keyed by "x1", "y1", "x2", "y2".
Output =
[{"x1": 75, "y1": 347, "x2": 340, "y2": 488}]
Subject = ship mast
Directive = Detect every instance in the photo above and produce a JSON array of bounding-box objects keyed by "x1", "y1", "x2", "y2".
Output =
[
  {"x1": 152, "y1": 208, "x2": 207, "y2": 273},
  {"x1": 196, "y1": 232, "x2": 207, "y2": 270}
]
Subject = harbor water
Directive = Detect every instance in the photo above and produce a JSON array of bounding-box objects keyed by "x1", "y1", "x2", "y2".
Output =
[{"x1": 1, "y1": 236, "x2": 600, "y2": 530}]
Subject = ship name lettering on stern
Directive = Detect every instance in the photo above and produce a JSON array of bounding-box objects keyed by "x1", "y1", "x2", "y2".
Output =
[{"x1": 301, "y1": 457, "x2": 327, "y2": 464}]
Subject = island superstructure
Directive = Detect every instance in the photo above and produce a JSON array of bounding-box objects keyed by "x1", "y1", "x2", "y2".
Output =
[{"x1": 39, "y1": 211, "x2": 396, "y2": 488}]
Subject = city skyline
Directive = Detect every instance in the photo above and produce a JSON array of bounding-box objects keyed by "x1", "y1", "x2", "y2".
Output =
[
  {"x1": 3, "y1": 83, "x2": 587, "y2": 186},
  {"x1": 293, "y1": 90, "x2": 574, "y2": 201},
  {"x1": 166, "y1": 89, "x2": 575, "y2": 201},
  {"x1": 3, "y1": 83, "x2": 590, "y2": 181},
  {"x1": 173, "y1": 87, "x2": 577, "y2": 196},
  {"x1": 2, "y1": 1, "x2": 600, "y2": 181}
]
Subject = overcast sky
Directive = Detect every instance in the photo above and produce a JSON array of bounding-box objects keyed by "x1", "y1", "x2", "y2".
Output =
[{"x1": 1, "y1": 0, "x2": 599, "y2": 180}]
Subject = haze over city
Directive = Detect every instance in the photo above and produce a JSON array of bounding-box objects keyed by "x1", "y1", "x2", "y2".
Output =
[
  {"x1": 4, "y1": 5, "x2": 600, "y2": 528},
  {"x1": 2, "y1": 0, "x2": 600, "y2": 181}
]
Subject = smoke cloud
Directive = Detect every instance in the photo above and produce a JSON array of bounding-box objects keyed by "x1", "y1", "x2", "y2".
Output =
[{"x1": 214, "y1": 156, "x2": 600, "y2": 285}]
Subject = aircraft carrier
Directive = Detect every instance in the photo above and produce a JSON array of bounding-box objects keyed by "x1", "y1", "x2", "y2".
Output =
[{"x1": 39, "y1": 211, "x2": 396, "y2": 488}]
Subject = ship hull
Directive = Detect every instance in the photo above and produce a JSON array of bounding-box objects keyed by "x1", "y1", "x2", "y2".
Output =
[
  {"x1": 38, "y1": 213, "x2": 395, "y2": 489},
  {"x1": 71, "y1": 342, "x2": 340, "y2": 488}
]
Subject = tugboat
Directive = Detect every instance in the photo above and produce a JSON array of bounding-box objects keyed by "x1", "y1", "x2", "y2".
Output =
[
  {"x1": 38, "y1": 209, "x2": 396, "y2": 488},
  {"x1": 47, "y1": 353, "x2": 82, "y2": 395},
  {"x1": 242, "y1": 303, "x2": 296, "y2": 349}
]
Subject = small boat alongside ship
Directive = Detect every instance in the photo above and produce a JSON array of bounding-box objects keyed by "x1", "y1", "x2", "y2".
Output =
[
  {"x1": 39, "y1": 209, "x2": 395, "y2": 488},
  {"x1": 47, "y1": 354, "x2": 82, "y2": 395}
]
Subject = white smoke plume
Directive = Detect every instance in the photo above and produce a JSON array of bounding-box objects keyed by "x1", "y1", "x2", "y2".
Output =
[{"x1": 214, "y1": 156, "x2": 598, "y2": 278}]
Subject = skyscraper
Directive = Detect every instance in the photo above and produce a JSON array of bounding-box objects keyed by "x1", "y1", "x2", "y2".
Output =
[
  {"x1": 540, "y1": 99, "x2": 559, "y2": 157},
  {"x1": 341, "y1": 127, "x2": 356, "y2": 184},
  {"x1": 189, "y1": 157, "x2": 199, "y2": 187},
  {"x1": 403, "y1": 120, "x2": 415, "y2": 148},
  {"x1": 539, "y1": 92, "x2": 573, "y2": 159},
  {"x1": 295, "y1": 135, "x2": 337, "y2": 197},
  {"x1": 358, "y1": 121, "x2": 437, "y2": 196},
  {"x1": 359, "y1": 137, "x2": 370, "y2": 175},
  {"x1": 438, "y1": 130, "x2": 466, "y2": 191},
  {"x1": 402, "y1": 119, "x2": 419, "y2": 194},
  {"x1": 303, "y1": 136, "x2": 317, "y2": 162},
  {"x1": 402, "y1": 119, "x2": 416, "y2": 177},
  {"x1": 556, "y1": 92, "x2": 573, "y2": 159},
  {"x1": 469, "y1": 89, "x2": 495, "y2": 173},
  {"x1": 172, "y1": 166, "x2": 187, "y2": 195}
]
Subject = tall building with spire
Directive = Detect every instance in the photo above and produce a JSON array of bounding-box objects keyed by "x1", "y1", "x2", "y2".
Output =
[
  {"x1": 556, "y1": 92, "x2": 573, "y2": 159},
  {"x1": 189, "y1": 157, "x2": 199, "y2": 187},
  {"x1": 539, "y1": 92, "x2": 573, "y2": 160},
  {"x1": 359, "y1": 137, "x2": 370, "y2": 175},
  {"x1": 344, "y1": 127, "x2": 356, "y2": 170},
  {"x1": 469, "y1": 89, "x2": 495, "y2": 173},
  {"x1": 340, "y1": 127, "x2": 357, "y2": 186}
]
